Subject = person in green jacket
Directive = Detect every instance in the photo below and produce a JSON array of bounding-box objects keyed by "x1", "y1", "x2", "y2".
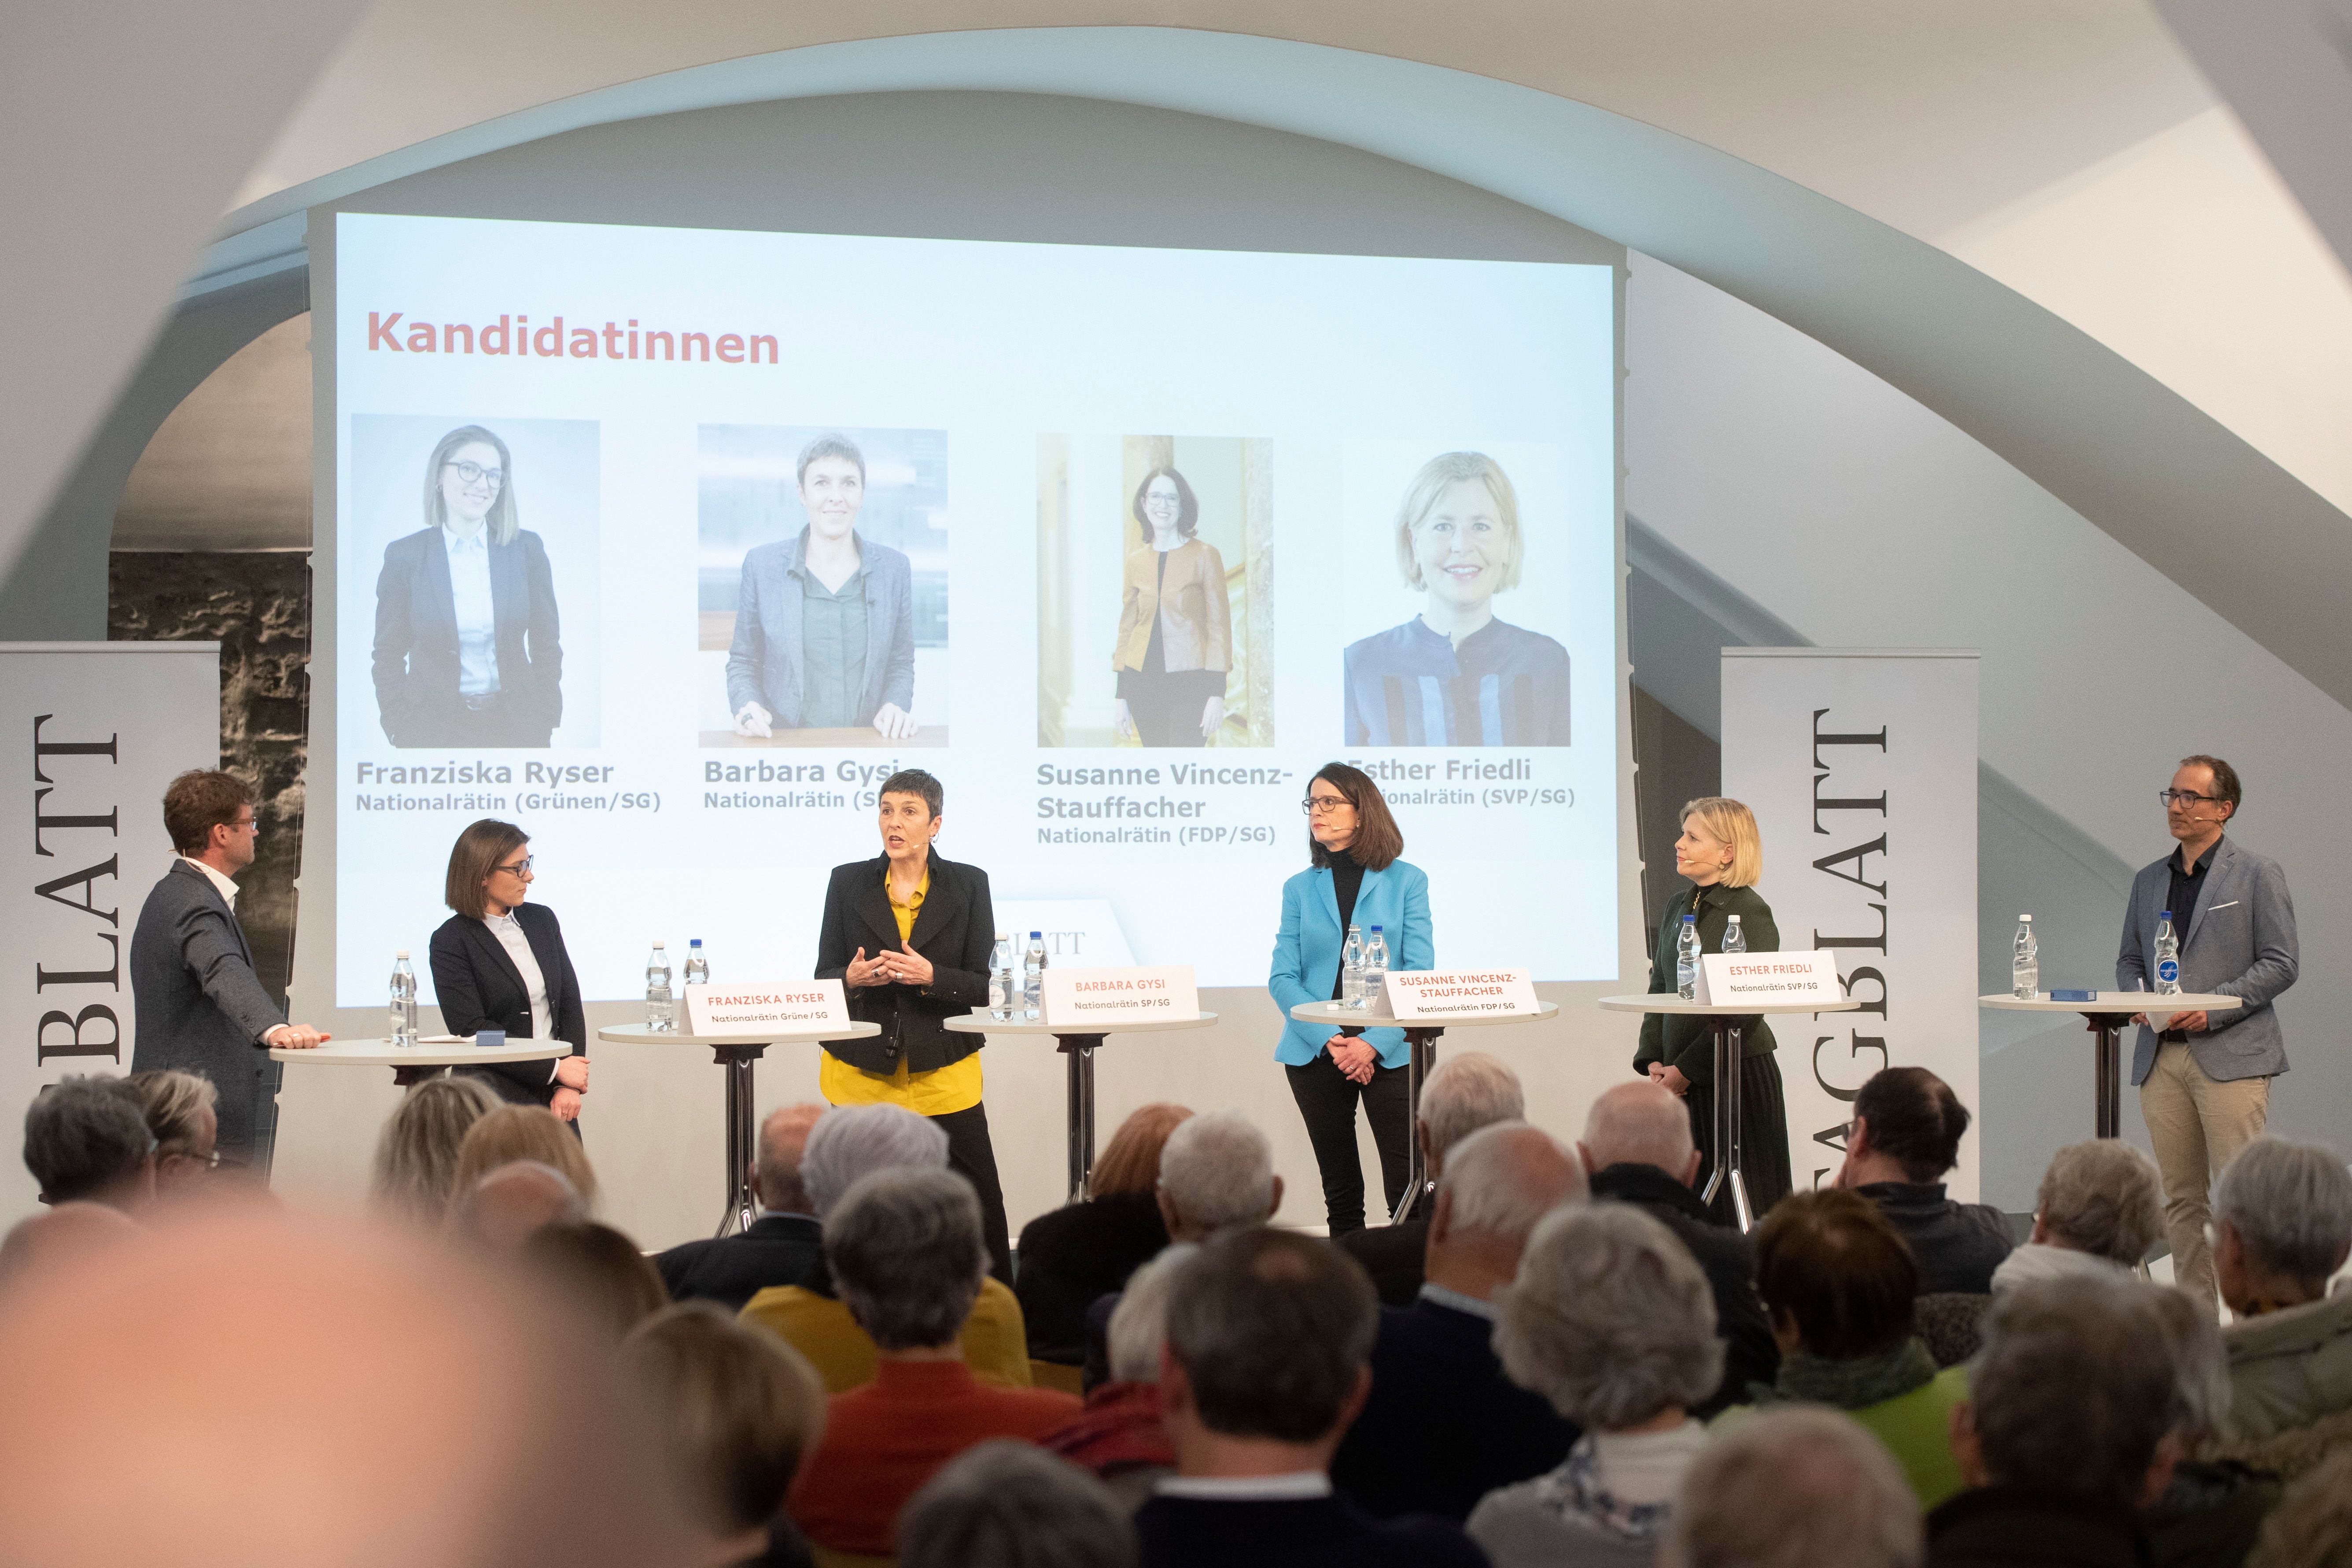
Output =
[
  {"x1": 1713, "y1": 1190, "x2": 1972, "y2": 1512},
  {"x1": 1633, "y1": 795, "x2": 1792, "y2": 1225}
]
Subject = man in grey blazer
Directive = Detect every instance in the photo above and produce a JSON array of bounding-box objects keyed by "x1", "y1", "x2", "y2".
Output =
[
  {"x1": 2116, "y1": 754, "x2": 2298, "y2": 1313},
  {"x1": 129, "y1": 770, "x2": 328, "y2": 1170}
]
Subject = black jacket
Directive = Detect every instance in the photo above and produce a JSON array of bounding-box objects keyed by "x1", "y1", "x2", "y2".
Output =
[
  {"x1": 371, "y1": 525, "x2": 563, "y2": 745},
  {"x1": 428, "y1": 903, "x2": 588, "y2": 1107},
  {"x1": 1015, "y1": 1192, "x2": 1171, "y2": 1363},
  {"x1": 1927, "y1": 1487, "x2": 2152, "y2": 1568},
  {"x1": 1589, "y1": 1161, "x2": 1781, "y2": 1416},
  {"x1": 655, "y1": 1213, "x2": 824, "y2": 1314},
  {"x1": 1634, "y1": 881, "x2": 1780, "y2": 1081},
  {"x1": 1858, "y1": 1181, "x2": 2014, "y2": 1295},
  {"x1": 1136, "y1": 1494, "x2": 1485, "y2": 1568},
  {"x1": 1331, "y1": 1294, "x2": 1580, "y2": 1522},
  {"x1": 1336, "y1": 1218, "x2": 1429, "y2": 1308},
  {"x1": 814, "y1": 853, "x2": 994, "y2": 1075}
]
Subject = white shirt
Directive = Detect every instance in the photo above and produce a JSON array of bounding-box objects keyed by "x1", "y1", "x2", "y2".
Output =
[
  {"x1": 178, "y1": 855, "x2": 240, "y2": 908},
  {"x1": 1587, "y1": 1420, "x2": 1710, "y2": 1508},
  {"x1": 481, "y1": 909, "x2": 562, "y2": 1082},
  {"x1": 445, "y1": 525, "x2": 501, "y2": 697},
  {"x1": 1154, "y1": 1473, "x2": 1332, "y2": 1501}
]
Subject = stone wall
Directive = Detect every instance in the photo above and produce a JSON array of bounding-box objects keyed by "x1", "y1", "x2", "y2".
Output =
[{"x1": 108, "y1": 550, "x2": 310, "y2": 1005}]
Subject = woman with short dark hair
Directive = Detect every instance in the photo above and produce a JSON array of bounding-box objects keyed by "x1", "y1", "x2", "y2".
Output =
[
  {"x1": 1267, "y1": 763, "x2": 1433, "y2": 1235},
  {"x1": 428, "y1": 818, "x2": 591, "y2": 1122}
]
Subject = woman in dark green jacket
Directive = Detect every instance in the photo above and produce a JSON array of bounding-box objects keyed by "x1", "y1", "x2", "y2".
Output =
[{"x1": 1633, "y1": 795, "x2": 1793, "y2": 1225}]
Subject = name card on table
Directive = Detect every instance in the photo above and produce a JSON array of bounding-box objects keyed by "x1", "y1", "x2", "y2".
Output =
[
  {"x1": 1368, "y1": 969, "x2": 1542, "y2": 1020},
  {"x1": 685, "y1": 980, "x2": 849, "y2": 1036},
  {"x1": 1040, "y1": 965, "x2": 1198, "y2": 1028},
  {"x1": 1692, "y1": 951, "x2": 1842, "y2": 1007}
]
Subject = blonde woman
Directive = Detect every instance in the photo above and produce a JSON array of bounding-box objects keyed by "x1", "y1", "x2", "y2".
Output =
[
  {"x1": 452, "y1": 1103, "x2": 599, "y2": 1210},
  {"x1": 1343, "y1": 450, "x2": 1570, "y2": 747},
  {"x1": 1633, "y1": 797, "x2": 1790, "y2": 1222},
  {"x1": 370, "y1": 1074, "x2": 502, "y2": 1226}
]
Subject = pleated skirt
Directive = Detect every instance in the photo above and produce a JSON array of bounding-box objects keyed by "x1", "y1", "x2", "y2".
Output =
[{"x1": 1684, "y1": 1051, "x2": 1795, "y2": 1228}]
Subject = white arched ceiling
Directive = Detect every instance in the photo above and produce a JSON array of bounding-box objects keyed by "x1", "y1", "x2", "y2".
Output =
[{"x1": 184, "y1": 27, "x2": 2352, "y2": 705}]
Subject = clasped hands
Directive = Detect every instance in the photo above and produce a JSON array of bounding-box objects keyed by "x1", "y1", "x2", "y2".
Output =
[
  {"x1": 735, "y1": 701, "x2": 918, "y2": 741},
  {"x1": 1325, "y1": 1033, "x2": 1378, "y2": 1085},
  {"x1": 846, "y1": 943, "x2": 933, "y2": 989},
  {"x1": 1646, "y1": 1061, "x2": 1692, "y2": 1097}
]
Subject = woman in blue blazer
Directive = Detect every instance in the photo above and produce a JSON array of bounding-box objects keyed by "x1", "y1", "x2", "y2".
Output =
[{"x1": 1269, "y1": 762, "x2": 1434, "y2": 1234}]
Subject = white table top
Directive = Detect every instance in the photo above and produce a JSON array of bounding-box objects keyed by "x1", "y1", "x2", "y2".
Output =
[
  {"x1": 1289, "y1": 1001, "x2": 1561, "y2": 1028},
  {"x1": 943, "y1": 1010, "x2": 1217, "y2": 1035},
  {"x1": 597, "y1": 1021, "x2": 882, "y2": 1047},
  {"x1": 1979, "y1": 992, "x2": 2243, "y2": 1014},
  {"x1": 269, "y1": 1036, "x2": 573, "y2": 1066},
  {"x1": 1598, "y1": 993, "x2": 1864, "y2": 1016}
]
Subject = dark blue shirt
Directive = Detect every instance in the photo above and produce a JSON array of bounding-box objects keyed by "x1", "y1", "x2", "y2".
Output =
[{"x1": 1342, "y1": 616, "x2": 1570, "y2": 746}]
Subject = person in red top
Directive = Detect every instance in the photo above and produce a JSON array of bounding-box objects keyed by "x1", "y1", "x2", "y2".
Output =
[
  {"x1": 789, "y1": 1165, "x2": 1078, "y2": 1555},
  {"x1": 1042, "y1": 1243, "x2": 1195, "y2": 1509}
]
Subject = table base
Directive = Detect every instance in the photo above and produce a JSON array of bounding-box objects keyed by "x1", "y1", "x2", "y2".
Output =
[
  {"x1": 1695, "y1": 1020, "x2": 1754, "y2": 1232},
  {"x1": 714, "y1": 1042, "x2": 765, "y2": 1240},
  {"x1": 1390, "y1": 1027, "x2": 1445, "y2": 1227},
  {"x1": 2091, "y1": 1014, "x2": 2128, "y2": 1139},
  {"x1": 1057, "y1": 1034, "x2": 1103, "y2": 1204}
]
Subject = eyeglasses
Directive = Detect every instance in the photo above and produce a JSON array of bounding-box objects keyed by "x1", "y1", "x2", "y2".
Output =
[
  {"x1": 1302, "y1": 797, "x2": 1352, "y2": 816},
  {"x1": 2158, "y1": 790, "x2": 2223, "y2": 808},
  {"x1": 494, "y1": 856, "x2": 534, "y2": 876},
  {"x1": 163, "y1": 1148, "x2": 222, "y2": 1170},
  {"x1": 443, "y1": 460, "x2": 505, "y2": 490},
  {"x1": 231, "y1": 816, "x2": 258, "y2": 837}
]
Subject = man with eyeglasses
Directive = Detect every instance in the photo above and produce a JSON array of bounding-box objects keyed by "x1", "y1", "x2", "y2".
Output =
[
  {"x1": 2116, "y1": 754, "x2": 2298, "y2": 1315},
  {"x1": 130, "y1": 770, "x2": 331, "y2": 1172}
]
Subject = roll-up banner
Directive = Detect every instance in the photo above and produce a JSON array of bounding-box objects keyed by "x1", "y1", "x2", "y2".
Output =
[
  {"x1": 4, "y1": 643, "x2": 222, "y2": 1222},
  {"x1": 1720, "y1": 649, "x2": 1980, "y2": 1201}
]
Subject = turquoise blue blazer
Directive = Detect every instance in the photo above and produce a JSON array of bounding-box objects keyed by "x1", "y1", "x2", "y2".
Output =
[{"x1": 1268, "y1": 859, "x2": 1434, "y2": 1068}]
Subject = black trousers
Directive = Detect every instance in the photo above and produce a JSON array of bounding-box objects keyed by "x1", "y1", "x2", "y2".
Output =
[
  {"x1": 1685, "y1": 1051, "x2": 1795, "y2": 1228},
  {"x1": 1124, "y1": 669, "x2": 1222, "y2": 748},
  {"x1": 1286, "y1": 1051, "x2": 1412, "y2": 1236},
  {"x1": 397, "y1": 691, "x2": 554, "y2": 749},
  {"x1": 933, "y1": 1099, "x2": 1013, "y2": 1283}
]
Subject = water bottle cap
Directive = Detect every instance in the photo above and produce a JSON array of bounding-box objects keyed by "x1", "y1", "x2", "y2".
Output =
[
  {"x1": 1726, "y1": 915, "x2": 1740, "y2": 924},
  {"x1": 1683, "y1": 914, "x2": 1697, "y2": 923},
  {"x1": 1369, "y1": 925, "x2": 1382, "y2": 932},
  {"x1": 396, "y1": 948, "x2": 410, "y2": 959},
  {"x1": 653, "y1": 940, "x2": 667, "y2": 948},
  {"x1": 2159, "y1": 911, "x2": 2172, "y2": 920},
  {"x1": 690, "y1": 939, "x2": 702, "y2": 947},
  {"x1": 2019, "y1": 914, "x2": 2032, "y2": 922},
  {"x1": 1030, "y1": 930, "x2": 1042, "y2": 938}
]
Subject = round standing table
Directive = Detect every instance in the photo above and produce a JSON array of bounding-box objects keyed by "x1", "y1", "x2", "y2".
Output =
[
  {"x1": 599, "y1": 1020, "x2": 882, "y2": 1239},
  {"x1": 269, "y1": 1035, "x2": 572, "y2": 1085},
  {"x1": 1598, "y1": 994, "x2": 1862, "y2": 1231},
  {"x1": 1289, "y1": 1000, "x2": 1562, "y2": 1227},
  {"x1": 943, "y1": 1010, "x2": 1217, "y2": 1204},
  {"x1": 1978, "y1": 991, "x2": 2242, "y2": 1139}
]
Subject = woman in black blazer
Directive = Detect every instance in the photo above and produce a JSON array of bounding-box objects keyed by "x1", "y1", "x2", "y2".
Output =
[
  {"x1": 428, "y1": 818, "x2": 591, "y2": 1125},
  {"x1": 813, "y1": 767, "x2": 1010, "y2": 1278},
  {"x1": 372, "y1": 423, "x2": 564, "y2": 749}
]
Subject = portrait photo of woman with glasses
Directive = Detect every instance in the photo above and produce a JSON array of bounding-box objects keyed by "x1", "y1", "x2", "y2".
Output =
[
  {"x1": 428, "y1": 818, "x2": 592, "y2": 1128},
  {"x1": 370, "y1": 423, "x2": 566, "y2": 748}
]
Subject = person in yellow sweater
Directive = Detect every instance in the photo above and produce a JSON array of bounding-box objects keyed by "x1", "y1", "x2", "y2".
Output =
[{"x1": 813, "y1": 768, "x2": 1010, "y2": 1278}]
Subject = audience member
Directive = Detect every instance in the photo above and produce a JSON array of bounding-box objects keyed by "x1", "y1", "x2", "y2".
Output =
[
  {"x1": 789, "y1": 1167, "x2": 1080, "y2": 1557},
  {"x1": 741, "y1": 1103, "x2": 1029, "y2": 1392},
  {"x1": 1832, "y1": 1067, "x2": 2011, "y2": 1294},
  {"x1": 1470, "y1": 1202, "x2": 1723, "y2": 1568},
  {"x1": 1991, "y1": 1139, "x2": 2164, "y2": 1293},
  {"x1": 0, "y1": 1210, "x2": 696, "y2": 1568},
  {"x1": 901, "y1": 1439, "x2": 1140, "y2": 1568},
  {"x1": 624, "y1": 1303, "x2": 827, "y2": 1568},
  {"x1": 1661, "y1": 1406, "x2": 1924, "y2": 1568},
  {"x1": 2246, "y1": 1448, "x2": 2352, "y2": 1568},
  {"x1": 1333, "y1": 1122, "x2": 1587, "y2": 1520},
  {"x1": 1578, "y1": 1078, "x2": 1779, "y2": 1412},
  {"x1": 370, "y1": 1074, "x2": 502, "y2": 1226},
  {"x1": 658, "y1": 1103, "x2": 826, "y2": 1311},
  {"x1": 128, "y1": 1069, "x2": 221, "y2": 1196},
  {"x1": 1019, "y1": 1103, "x2": 1191, "y2": 1363},
  {"x1": 1931, "y1": 1276, "x2": 2184, "y2": 1567},
  {"x1": 2142, "y1": 1284, "x2": 2282, "y2": 1568},
  {"x1": 0, "y1": 1202, "x2": 138, "y2": 1291},
  {"x1": 2207, "y1": 1136, "x2": 2352, "y2": 1474},
  {"x1": 522, "y1": 1221, "x2": 670, "y2": 1338},
  {"x1": 1726, "y1": 1188, "x2": 1970, "y2": 1509},
  {"x1": 450, "y1": 1159, "x2": 589, "y2": 1247},
  {"x1": 453, "y1": 1103, "x2": 599, "y2": 1209},
  {"x1": 22, "y1": 1075, "x2": 155, "y2": 1210},
  {"x1": 1043, "y1": 1244, "x2": 1196, "y2": 1509},
  {"x1": 1135, "y1": 1228, "x2": 1485, "y2": 1568},
  {"x1": 1338, "y1": 1053, "x2": 1523, "y2": 1305},
  {"x1": 1082, "y1": 1111, "x2": 1283, "y2": 1387}
]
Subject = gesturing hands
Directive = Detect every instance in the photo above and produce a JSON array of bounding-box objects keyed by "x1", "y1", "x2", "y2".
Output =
[{"x1": 1327, "y1": 1033, "x2": 1377, "y2": 1085}]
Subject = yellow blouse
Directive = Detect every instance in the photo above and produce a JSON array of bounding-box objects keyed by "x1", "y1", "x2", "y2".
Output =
[{"x1": 816, "y1": 864, "x2": 983, "y2": 1117}]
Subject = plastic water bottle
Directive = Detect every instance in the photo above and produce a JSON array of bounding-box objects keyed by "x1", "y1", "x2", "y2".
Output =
[
  {"x1": 988, "y1": 934, "x2": 1015, "y2": 1020},
  {"x1": 2153, "y1": 911, "x2": 2182, "y2": 996},
  {"x1": 389, "y1": 951, "x2": 419, "y2": 1046},
  {"x1": 2012, "y1": 915, "x2": 2038, "y2": 999},
  {"x1": 683, "y1": 939, "x2": 709, "y2": 988},
  {"x1": 1676, "y1": 915, "x2": 1701, "y2": 1000},
  {"x1": 1363, "y1": 926, "x2": 1389, "y2": 1009},
  {"x1": 1341, "y1": 924, "x2": 1367, "y2": 1010},
  {"x1": 645, "y1": 941, "x2": 675, "y2": 1031},
  {"x1": 1023, "y1": 931, "x2": 1047, "y2": 1020},
  {"x1": 1722, "y1": 914, "x2": 1747, "y2": 956}
]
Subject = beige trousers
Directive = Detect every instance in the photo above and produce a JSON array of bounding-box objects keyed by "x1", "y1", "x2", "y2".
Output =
[{"x1": 2140, "y1": 1040, "x2": 2270, "y2": 1316}]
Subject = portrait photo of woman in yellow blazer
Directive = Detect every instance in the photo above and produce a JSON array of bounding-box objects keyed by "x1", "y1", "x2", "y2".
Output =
[{"x1": 1112, "y1": 465, "x2": 1231, "y2": 749}]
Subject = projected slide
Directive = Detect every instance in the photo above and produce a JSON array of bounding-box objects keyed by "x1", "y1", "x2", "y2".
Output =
[{"x1": 332, "y1": 214, "x2": 1617, "y2": 1004}]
